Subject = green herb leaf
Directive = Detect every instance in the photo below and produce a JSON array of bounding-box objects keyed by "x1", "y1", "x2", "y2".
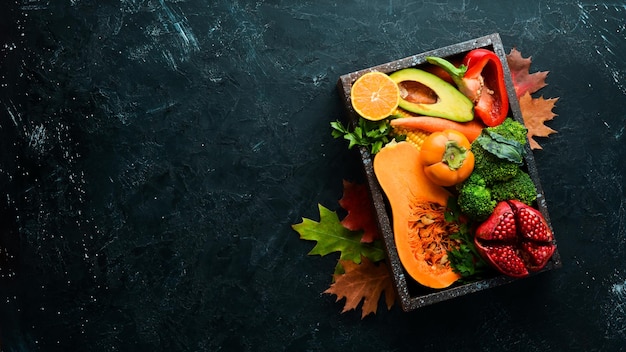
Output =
[
  {"x1": 445, "y1": 198, "x2": 489, "y2": 279},
  {"x1": 330, "y1": 121, "x2": 348, "y2": 138},
  {"x1": 476, "y1": 130, "x2": 526, "y2": 165},
  {"x1": 330, "y1": 118, "x2": 393, "y2": 154}
]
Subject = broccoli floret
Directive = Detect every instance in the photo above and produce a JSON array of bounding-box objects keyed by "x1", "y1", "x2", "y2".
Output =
[
  {"x1": 490, "y1": 170, "x2": 537, "y2": 205},
  {"x1": 471, "y1": 143, "x2": 519, "y2": 184},
  {"x1": 456, "y1": 118, "x2": 536, "y2": 221},
  {"x1": 485, "y1": 117, "x2": 528, "y2": 145},
  {"x1": 457, "y1": 173, "x2": 497, "y2": 221},
  {"x1": 466, "y1": 117, "x2": 527, "y2": 185}
]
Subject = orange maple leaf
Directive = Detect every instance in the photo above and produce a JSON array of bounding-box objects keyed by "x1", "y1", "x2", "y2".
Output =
[
  {"x1": 324, "y1": 257, "x2": 395, "y2": 319},
  {"x1": 338, "y1": 180, "x2": 381, "y2": 243},
  {"x1": 506, "y1": 48, "x2": 549, "y2": 98},
  {"x1": 506, "y1": 48, "x2": 559, "y2": 150},
  {"x1": 518, "y1": 92, "x2": 558, "y2": 150}
]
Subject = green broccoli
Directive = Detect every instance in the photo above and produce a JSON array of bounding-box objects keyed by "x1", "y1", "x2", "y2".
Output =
[
  {"x1": 456, "y1": 118, "x2": 536, "y2": 221},
  {"x1": 469, "y1": 117, "x2": 528, "y2": 184},
  {"x1": 457, "y1": 169, "x2": 537, "y2": 221},
  {"x1": 485, "y1": 117, "x2": 528, "y2": 145},
  {"x1": 490, "y1": 170, "x2": 537, "y2": 205},
  {"x1": 457, "y1": 173, "x2": 497, "y2": 221},
  {"x1": 471, "y1": 143, "x2": 519, "y2": 185}
]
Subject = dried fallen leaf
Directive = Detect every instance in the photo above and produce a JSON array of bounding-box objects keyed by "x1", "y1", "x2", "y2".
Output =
[
  {"x1": 338, "y1": 180, "x2": 381, "y2": 243},
  {"x1": 324, "y1": 257, "x2": 395, "y2": 319},
  {"x1": 506, "y1": 48, "x2": 550, "y2": 98},
  {"x1": 518, "y1": 92, "x2": 558, "y2": 150},
  {"x1": 506, "y1": 48, "x2": 559, "y2": 149}
]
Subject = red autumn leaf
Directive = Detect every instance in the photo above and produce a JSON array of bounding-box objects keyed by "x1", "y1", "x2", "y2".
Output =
[
  {"x1": 506, "y1": 48, "x2": 549, "y2": 98},
  {"x1": 324, "y1": 257, "x2": 395, "y2": 319},
  {"x1": 518, "y1": 92, "x2": 558, "y2": 150},
  {"x1": 338, "y1": 180, "x2": 381, "y2": 243}
]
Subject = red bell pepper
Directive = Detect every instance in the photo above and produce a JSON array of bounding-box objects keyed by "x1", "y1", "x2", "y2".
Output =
[{"x1": 426, "y1": 49, "x2": 509, "y2": 127}]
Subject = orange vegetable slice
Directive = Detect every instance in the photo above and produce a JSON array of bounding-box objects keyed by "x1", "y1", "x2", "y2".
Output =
[
  {"x1": 350, "y1": 72, "x2": 400, "y2": 121},
  {"x1": 373, "y1": 142, "x2": 460, "y2": 289}
]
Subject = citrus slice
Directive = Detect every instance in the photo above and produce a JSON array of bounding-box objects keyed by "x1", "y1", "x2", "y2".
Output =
[{"x1": 350, "y1": 71, "x2": 400, "y2": 121}]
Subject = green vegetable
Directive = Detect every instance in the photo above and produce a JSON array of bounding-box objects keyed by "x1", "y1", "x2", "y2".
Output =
[
  {"x1": 486, "y1": 117, "x2": 529, "y2": 145},
  {"x1": 471, "y1": 142, "x2": 520, "y2": 185},
  {"x1": 444, "y1": 198, "x2": 488, "y2": 279},
  {"x1": 456, "y1": 173, "x2": 497, "y2": 221},
  {"x1": 331, "y1": 118, "x2": 401, "y2": 154},
  {"x1": 456, "y1": 118, "x2": 537, "y2": 221},
  {"x1": 490, "y1": 171, "x2": 537, "y2": 206},
  {"x1": 457, "y1": 167, "x2": 537, "y2": 222},
  {"x1": 476, "y1": 130, "x2": 525, "y2": 165},
  {"x1": 388, "y1": 68, "x2": 475, "y2": 122}
]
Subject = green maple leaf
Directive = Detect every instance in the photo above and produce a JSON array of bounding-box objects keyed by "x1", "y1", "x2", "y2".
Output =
[{"x1": 292, "y1": 204, "x2": 385, "y2": 264}]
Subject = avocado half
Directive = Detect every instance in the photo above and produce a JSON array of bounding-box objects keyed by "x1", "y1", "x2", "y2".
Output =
[{"x1": 389, "y1": 68, "x2": 474, "y2": 122}]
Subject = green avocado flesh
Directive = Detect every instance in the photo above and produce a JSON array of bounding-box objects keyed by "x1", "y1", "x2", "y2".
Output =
[{"x1": 389, "y1": 68, "x2": 474, "y2": 122}]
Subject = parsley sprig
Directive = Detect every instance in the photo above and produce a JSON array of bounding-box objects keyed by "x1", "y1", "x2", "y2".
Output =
[
  {"x1": 445, "y1": 198, "x2": 489, "y2": 280},
  {"x1": 330, "y1": 118, "x2": 402, "y2": 154}
]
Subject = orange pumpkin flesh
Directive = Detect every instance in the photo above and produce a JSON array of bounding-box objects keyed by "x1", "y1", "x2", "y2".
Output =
[{"x1": 373, "y1": 141, "x2": 461, "y2": 289}]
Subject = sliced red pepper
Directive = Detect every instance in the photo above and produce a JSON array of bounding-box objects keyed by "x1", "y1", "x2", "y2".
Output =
[{"x1": 426, "y1": 49, "x2": 509, "y2": 127}]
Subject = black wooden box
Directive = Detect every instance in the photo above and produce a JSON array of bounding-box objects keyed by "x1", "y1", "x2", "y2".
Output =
[{"x1": 336, "y1": 33, "x2": 562, "y2": 312}]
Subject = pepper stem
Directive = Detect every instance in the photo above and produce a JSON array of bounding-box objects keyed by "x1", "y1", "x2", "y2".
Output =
[
  {"x1": 425, "y1": 56, "x2": 467, "y2": 86},
  {"x1": 442, "y1": 140, "x2": 468, "y2": 170},
  {"x1": 426, "y1": 56, "x2": 481, "y2": 103}
]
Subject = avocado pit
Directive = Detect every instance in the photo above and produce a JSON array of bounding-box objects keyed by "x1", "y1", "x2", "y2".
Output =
[{"x1": 397, "y1": 81, "x2": 438, "y2": 105}]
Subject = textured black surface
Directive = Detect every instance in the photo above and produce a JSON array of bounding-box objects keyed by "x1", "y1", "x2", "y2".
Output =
[{"x1": 1, "y1": 0, "x2": 626, "y2": 351}]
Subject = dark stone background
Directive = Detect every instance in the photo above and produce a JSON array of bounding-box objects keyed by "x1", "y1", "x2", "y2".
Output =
[{"x1": 0, "y1": 0, "x2": 624, "y2": 351}]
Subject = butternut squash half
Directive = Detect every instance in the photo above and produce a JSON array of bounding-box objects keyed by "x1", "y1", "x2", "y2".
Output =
[{"x1": 373, "y1": 141, "x2": 461, "y2": 289}]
